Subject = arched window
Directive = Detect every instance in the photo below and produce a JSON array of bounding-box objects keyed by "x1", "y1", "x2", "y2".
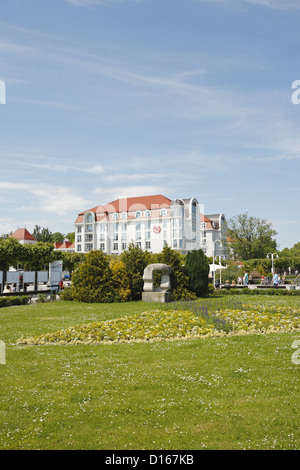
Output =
[
  {"x1": 144, "y1": 210, "x2": 151, "y2": 218},
  {"x1": 121, "y1": 212, "x2": 127, "y2": 219},
  {"x1": 135, "y1": 210, "x2": 142, "y2": 218},
  {"x1": 85, "y1": 212, "x2": 94, "y2": 223},
  {"x1": 160, "y1": 208, "x2": 167, "y2": 217},
  {"x1": 112, "y1": 212, "x2": 119, "y2": 220}
]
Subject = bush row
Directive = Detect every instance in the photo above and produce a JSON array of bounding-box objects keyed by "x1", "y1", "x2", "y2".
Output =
[
  {"x1": 215, "y1": 288, "x2": 300, "y2": 296},
  {"x1": 0, "y1": 295, "x2": 31, "y2": 308}
]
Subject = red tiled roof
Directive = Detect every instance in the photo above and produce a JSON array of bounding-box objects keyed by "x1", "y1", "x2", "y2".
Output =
[
  {"x1": 59, "y1": 241, "x2": 75, "y2": 249},
  {"x1": 11, "y1": 228, "x2": 36, "y2": 241},
  {"x1": 53, "y1": 241, "x2": 63, "y2": 249},
  {"x1": 75, "y1": 195, "x2": 172, "y2": 223}
]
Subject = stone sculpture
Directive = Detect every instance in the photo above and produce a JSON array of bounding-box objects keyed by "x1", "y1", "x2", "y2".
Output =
[{"x1": 142, "y1": 263, "x2": 172, "y2": 303}]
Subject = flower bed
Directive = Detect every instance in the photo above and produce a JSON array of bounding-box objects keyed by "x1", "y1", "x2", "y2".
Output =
[
  {"x1": 214, "y1": 303, "x2": 300, "y2": 333},
  {"x1": 17, "y1": 303, "x2": 300, "y2": 346},
  {"x1": 17, "y1": 309, "x2": 216, "y2": 345}
]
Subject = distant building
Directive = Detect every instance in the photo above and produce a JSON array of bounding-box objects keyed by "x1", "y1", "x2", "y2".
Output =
[
  {"x1": 200, "y1": 213, "x2": 227, "y2": 257},
  {"x1": 10, "y1": 228, "x2": 37, "y2": 245},
  {"x1": 74, "y1": 194, "x2": 226, "y2": 257},
  {"x1": 53, "y1": 240, "x2": 75, "y2": 253}
]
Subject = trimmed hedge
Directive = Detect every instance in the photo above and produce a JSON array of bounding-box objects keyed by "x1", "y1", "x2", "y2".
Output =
[
  {"x1": 215, "y1": 288, "x2": 300, "y2": 296},
  {"x1": 0, "y1": 296, "x2": 31, "y2": 308}
]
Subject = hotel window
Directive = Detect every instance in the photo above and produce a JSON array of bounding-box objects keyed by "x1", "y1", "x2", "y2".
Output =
[
  {"x1": 113, "y1": 242, "x2": 118, "y2": 251},
  {"x1": 99, "y1": 243, "x2": 105, "y2": 251},
  {"x1": 85, "y1": 213, "x2": 93, "y2": 223},
  {"x1": 192, "y1": 201, "x2": 197, "y2": 231},
  {"x1": 77, "y1": 226, "x2": 82, "y2": 233},
  {"x1": 173, "y1": 239, "x2": 178, "y2": 248},
  {"x1": 136, "y1": 222, "x2": 141, "y2": 240},
  {"x1": 112, "y1": 212, "x2": 119, "y2": 220},
  {"x1": 135, "y1": 211, "x2": 141, "y2": 218},
  {"x1": 121, "y1": 212, "x2": 127, "y2": 219},
  {"x1": 99, "y1": 224, "x2": 106, "y2": 232},
  {"x1": 77, "y1": 244, "x2": 82, "y2": 252},
  {"x1": 145, "y1": 210, "x2": 151, "y2": 218},
  {"x1": 77, "y1": 235, "x2": 81, "y2": 242},
  {"x1": 122, "y1": 242, "x2": 127, "y2": 250},
  {"x1": 161, "y1": 208, "x2": 167, "y2": 217},
  {"x1": 85, "y1": 243, "x2": 93, "y2": 251},
  {"x1": 145, "y1": 231, "x2": 151, "y2": 240},
  {"x1": 145, "y1": 241, "x2": 151, "y2": 250},
  {"x1": 121, "y1": 223, "x2": 127, "y2": 232},
  {"x1": 136, "y1": 242, "x2": 141, "y2": 248},
  {"x1": 86, "y1": 224, "x2": 93, "y2": 232},
  {"x1": 121, "y1": 232, "x2": 126, "y2": 241},
  {"x1": 100, "y1": 233, "x2": 105, "y2": 241},
  {"x1": 85, "y1": 234, "x2": 93, "y2": 242},
  {"x1": 113, "y1": 233, "x2": 119, "y2": 241}
]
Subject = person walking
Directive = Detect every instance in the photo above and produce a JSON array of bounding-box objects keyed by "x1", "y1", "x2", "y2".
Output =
[{"x1": 273, "y1": 271, "x2": 279, "y2": 287}]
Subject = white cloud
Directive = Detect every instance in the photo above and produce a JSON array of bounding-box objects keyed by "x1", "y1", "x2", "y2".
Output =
[
  {"x1": 20, "y1": 161, "x2": 104, "y2": 174},
  {"x1": 93, "y1": 185, "x2": 168, "y2": 201},
  {"x1": 0, "y1": 182, "x2": 91, "y2": 216},
  {"x1": 243, "y1": 0, "x2": 300, "y2": 9}
]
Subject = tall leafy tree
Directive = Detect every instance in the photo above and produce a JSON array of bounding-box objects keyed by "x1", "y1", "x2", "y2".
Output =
[
  {"x1": 32, "y1": 225, "x2": 53, "y2": 243},
  {"x1": 226, "y1": 213, "x2": 277, "y2": 260}
]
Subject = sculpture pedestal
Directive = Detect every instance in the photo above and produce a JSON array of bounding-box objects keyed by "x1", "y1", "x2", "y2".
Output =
[{"x1": 142, "y1": 291, "x2": 171, "y2": 303}]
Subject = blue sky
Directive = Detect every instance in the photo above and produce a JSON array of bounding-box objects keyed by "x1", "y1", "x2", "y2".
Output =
[{"x1": 1, "y1": 0, "x2": 300, "y2": 249}]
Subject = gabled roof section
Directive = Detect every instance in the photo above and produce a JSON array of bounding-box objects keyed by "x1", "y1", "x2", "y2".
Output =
[{"x1": 11, "y1": 228, "x2": 37, "y2": 241}]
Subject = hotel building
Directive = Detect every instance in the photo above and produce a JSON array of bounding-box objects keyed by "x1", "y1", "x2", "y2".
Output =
[{"x1": 74, "y1": 194, "x2": 225, "y2": 257}]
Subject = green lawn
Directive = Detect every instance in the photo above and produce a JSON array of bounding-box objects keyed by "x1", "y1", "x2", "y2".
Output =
[{"x1": 0, "y1": 296, "x2": 299, "y2": 450}]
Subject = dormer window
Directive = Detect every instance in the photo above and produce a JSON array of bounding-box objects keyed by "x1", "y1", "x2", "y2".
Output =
[
  {"x1": 85, "y1": 213, "x2": 93, "y2": 223},
  {"x1": 121, "y1": 212, "x2": 127, "y2": 219},
  {"x1": 112, "y1": 213, "x2": 119, "y2": 220},
  {"x1": 144, "y1": 210, "x2": 151, "y2": 218},
  {"x1": 135, "y1": 211, "x2": 141, "y2": 218}
]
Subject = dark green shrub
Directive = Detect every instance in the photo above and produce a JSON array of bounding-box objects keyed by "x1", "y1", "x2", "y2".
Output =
[
  {"x1": 186, "y1": 249, "x2": 210, "y2": 297},
  {"x1": 0, "y1": 297, "x2": 8, "y2": 308},
  {"x1": 157, "y1": 245, "x2": 195, "y2": 300},
  {"x1": 120, "y1": 243, "x2": 151, "y2": 300}
]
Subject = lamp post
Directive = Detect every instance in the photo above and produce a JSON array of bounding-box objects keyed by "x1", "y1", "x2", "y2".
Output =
[
  {"x1": 219, "y1": 254, "x2": 226, "y2": 286},
  {"x1": 266, "y1": 252, "x2": 279, "y2": 274},
  {"x1": 213, "y1": 239, "x2": 223, "y2": 288}
]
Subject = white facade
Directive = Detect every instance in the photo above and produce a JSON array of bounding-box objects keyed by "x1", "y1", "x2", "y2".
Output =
[
  {"x1": 200, "y1": 213, "x2": 227, "y2": 258},
  {"x1": 74, "y1": 195, "x2": 225, "y2": 257}
]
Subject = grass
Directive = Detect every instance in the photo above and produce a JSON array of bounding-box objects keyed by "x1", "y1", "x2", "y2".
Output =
[{"x1": 0, "y1": 295, "x2": 299, "y2": 450}]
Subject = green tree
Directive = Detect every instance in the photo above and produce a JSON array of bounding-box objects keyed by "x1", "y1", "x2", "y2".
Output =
[
  {"x1": 0, "y1": 238, "x2": 24, "y2": 271},
  {"x1": 157, "y1": 245, "x2": 195, "y2": 300},
  {"x1": 59, "y1": 252, "x2": 86, "y2": 278},
  {"x1": 120, "y1": 243, "x2": 152, "y2": 300},
  {"x1": 186, "y1": 249, "x2": 210, "y2": 296},
  {"x1": 32, "y1": 225, "x2": 53, "y2": 243},
  {"x1": 226, "y1": 213, "x2": 277, "y2": 260},
  {"x1": 65, "y1": 232, "x2": 75, "y2": 243},
  {"x1": 52, "y1": 232, "x2": 65, "y2": 243},
  {"x1": 71, "y1": 250, "x2": 115, "y2": 303}
]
